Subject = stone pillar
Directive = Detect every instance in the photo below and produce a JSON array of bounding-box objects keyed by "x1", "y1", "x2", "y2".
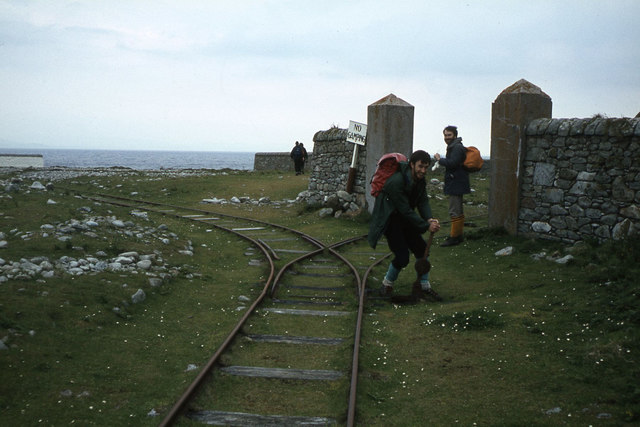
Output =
[
  {"x1": 489, "y1": 79, "x2": 552, "y2": 234},
  {"x1": 365, "y1": 94, "x2": 414, "y2": 212}
]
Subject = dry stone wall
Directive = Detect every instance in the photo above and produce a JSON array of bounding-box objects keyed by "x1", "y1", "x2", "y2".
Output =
[
  {"x1": 254, "y1": 152, "x2": 313, "y2": 172},
  {"x1": 304, "y1": 127, "x2": 367, "y2": 207},
  {"x1": 519, "y1": 117, "x2": 640, "y2": 242}
]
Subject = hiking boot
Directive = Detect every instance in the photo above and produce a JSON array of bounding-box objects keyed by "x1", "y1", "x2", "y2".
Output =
[
  {"x1": 379, "y1": 278, "x2": 394, "y2": 296},
  {"x1": 440, "y1": 235, "x2": 463, "y2": 247},
  {"x1": 423, "y1": 287, "x2": 443, "y2": 301},
  {"x1": 379, "y1": 284, "x2": 393, "y2": 296}
]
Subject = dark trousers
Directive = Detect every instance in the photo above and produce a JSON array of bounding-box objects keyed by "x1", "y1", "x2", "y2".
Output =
[
  {"x1": 294, "y1": 158, "x2": 303, "y2": 174},
  {"x1": 383, "y1": 215, "x2": 427, "y2": 270}
]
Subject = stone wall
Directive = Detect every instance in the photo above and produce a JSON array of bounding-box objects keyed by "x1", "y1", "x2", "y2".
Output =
[
  {"x1": 0, "y1": 154, "x2": 44, "y2": 168},
  {"x1": 519, "y1": 117, "x2": 640, "y2": 242},
  {"x1": 254, "y1": 152, "x2": 313, "y2": 172},
  {"x1": 304, "y1": 127, "x2": 367, "y2": 207}
]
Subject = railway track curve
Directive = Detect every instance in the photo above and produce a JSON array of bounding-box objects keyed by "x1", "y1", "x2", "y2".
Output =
[{"x1": 67, "y1": 190, "x2": 390, "y2": 426}]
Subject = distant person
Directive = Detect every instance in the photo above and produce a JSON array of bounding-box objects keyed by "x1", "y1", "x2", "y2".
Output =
[
  {"x1": 434, "y1": 125, "x2": 470, "y2": 247},
  {"x1": 290, "y1": 141, "x2": 304, "y2": 175},
  {"x1": 368, "y1": 150, "x2": 442, "y2": 300},
  {"x1": 299, "y1": 143, "x2": 308, "y2": 174}
]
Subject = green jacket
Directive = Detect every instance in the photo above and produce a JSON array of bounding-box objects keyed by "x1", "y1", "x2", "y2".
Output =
[{"x1": 368, "y1": 162, "x2": 432, "y2": 248}]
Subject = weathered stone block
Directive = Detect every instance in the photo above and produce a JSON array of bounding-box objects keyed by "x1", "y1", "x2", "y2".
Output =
[
  {"x1": 569, "y1": 204, "x2": 584, "y2": 217},
  {"x1": 621, "y1": 204, "x2": 640, "y2": 219},
  {"x1": 550, "y1": 216, "x2": 567, "y2": 229},
  {"x1": 533, "y1": 163, "x2": 555, "y2": 186},
  {"x1": 544, "y1": 188, "x2": 564, "y2": 203},
  {"x1": 532, "y1": 221, "x2": 551, "y2": 232},
  {"x1": 550, "y1": 205, "x2": 568, "y2": 215}
]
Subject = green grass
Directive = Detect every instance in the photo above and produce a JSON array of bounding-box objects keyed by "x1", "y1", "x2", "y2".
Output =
[{"x1": 1, "y1": 168, "x2": 638, "y2": 425}]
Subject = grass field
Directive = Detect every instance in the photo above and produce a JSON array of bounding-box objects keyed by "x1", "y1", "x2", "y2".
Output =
[{"x1": 0, "y1": 167, "x2": 638, "y2": 425}]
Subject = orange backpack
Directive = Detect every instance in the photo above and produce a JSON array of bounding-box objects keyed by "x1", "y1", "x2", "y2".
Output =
[
  {"x1": 463, "y1": 146, "x2": 484, "y2": 172},
  {"x1": 370, "y1": 152, "x2": 407, "y2": 196}
]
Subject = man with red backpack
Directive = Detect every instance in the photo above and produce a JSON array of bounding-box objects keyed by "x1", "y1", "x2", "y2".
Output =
[
  {"x1": 434, "y1": 125, "x2": 470, "y2": 247},
  {"x1": 368, "y1": 150, "x2": 442, "y2": 299}
]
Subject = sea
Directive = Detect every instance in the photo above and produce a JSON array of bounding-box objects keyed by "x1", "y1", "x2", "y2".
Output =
[{"x1": 0, "y1": 148, "x2": 254, "y2": 170}]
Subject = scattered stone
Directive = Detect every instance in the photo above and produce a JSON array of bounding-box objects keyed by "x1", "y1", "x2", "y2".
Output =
[
  {"x1": 495, "y1": 246, "x2": 514, "y2": 256},
  {"x1": 148, "y1": 277, "x2": 163, "y2": 287},
  {"x1": 318, "y1": 208, "x2": 333, "y2": 218},
  {"x1": 131, "y1": 289, "x2": 146, "y2": 304},
  {"x1": 30, "y1": 181, "x2": 46, "y2": 190},
  {"x1": 554, "y1": 254, "x2": 574, "y2": 264},
  {"x1": 137, "y1": 259, "x2": 152, "y2": 270}
]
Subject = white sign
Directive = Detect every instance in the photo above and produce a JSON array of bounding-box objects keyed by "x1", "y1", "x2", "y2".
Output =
[{"x1": 346, "y1": 120, "x2": 367, "y2": 146}]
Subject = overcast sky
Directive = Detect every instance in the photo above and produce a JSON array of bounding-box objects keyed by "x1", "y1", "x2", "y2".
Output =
[{"x1": 1, "y1": 0, "x2": 638, "y2": 157}]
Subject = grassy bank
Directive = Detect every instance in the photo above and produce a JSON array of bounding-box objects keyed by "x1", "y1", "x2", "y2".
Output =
[{"x1": 0, "y1": 168, "x2": 638, "y2": 425}]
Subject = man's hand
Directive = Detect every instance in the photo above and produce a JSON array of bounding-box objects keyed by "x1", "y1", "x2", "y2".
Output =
[
  {"x1": 428, "y1": 218, "x2": 440, "y2": 233},
  {"x1": 434, "y1": 153, "x2": 441, "y2": 161}
]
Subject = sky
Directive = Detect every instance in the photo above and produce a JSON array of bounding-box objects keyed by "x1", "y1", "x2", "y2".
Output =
[{"x1": 1, "y1": 0, "x2": 639, "y2": 157}]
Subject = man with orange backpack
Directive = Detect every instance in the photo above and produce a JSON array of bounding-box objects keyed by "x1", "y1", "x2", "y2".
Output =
[
  {"x1": 434, "y1": 125, "x2": 470, "y2": 247},
  {"x1": 368, "y1": 150, "x2": 442, "y2": 299}
]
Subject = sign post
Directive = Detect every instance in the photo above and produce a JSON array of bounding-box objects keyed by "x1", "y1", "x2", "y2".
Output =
[{"x1": 346, "y1": 120, "x2": 367, "y2": 193}]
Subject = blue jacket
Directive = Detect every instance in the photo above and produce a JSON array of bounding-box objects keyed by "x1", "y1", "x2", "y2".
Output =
[
  {"x1": 438, "y1": 137, "x2": 470, "y2": 196},
  {"x1": 368, "y1": 162, "x2": 432, "y2": 248}
]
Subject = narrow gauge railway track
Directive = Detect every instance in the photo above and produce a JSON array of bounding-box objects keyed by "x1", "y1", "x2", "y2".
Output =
[{"x1": 68, "y1": 191, "x2": 390, "y2": 426}]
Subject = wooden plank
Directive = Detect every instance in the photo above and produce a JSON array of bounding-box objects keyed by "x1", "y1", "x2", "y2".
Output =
[
  {"x1": 221, "y1": 365, "x2": 343, "y2": 380},
  {"x1": 262, "y1": 308, "x2": 351, "y2": 316},
  {"x1": 272, "y1": 298, "x2": 344, "y2": 306},
  {"x1": 286, "y1": 284, "x2": 346, "y2": 291},
  {"x1": 246, "y1": 334, "x2": 344, "y2": 345},
  {"x1": 186, "y1": 410, "x2": 336, "y2": 426}
]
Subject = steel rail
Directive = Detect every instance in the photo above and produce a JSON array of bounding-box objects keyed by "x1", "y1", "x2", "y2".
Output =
[{"x1": 158, "y1": 222, "x2": 276, "y2": 427}]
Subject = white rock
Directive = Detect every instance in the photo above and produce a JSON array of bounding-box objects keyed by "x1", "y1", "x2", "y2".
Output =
[
  {"x1": 136, "y1": 259, "x2": 152, "y2": 270},
  {"x1": 118, "y1": 251, "x2": 139, "y2": 259},
  {"x1": 555, "y1": 254, "x2": 574, "y2": 264},
  {"x1": 30, "y1": 181, "x2": 46, "y2": 190},
  {"x1": 495, "y1": 246, "x2": 514, "y2": 256},
  {"x1": 532, "y1": 221, "x2": 552, "y2": 233},
  {"x1": 46, "y1": 199, "x2": 57, "y2": 205}
]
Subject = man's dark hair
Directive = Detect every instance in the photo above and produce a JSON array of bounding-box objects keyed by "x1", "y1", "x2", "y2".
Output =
[
  {"x1": 409, "y1": 150, "x2": 431, "y2": 165},
  {"x1": 443, "y1": 125, "x2": 458, "y2": 137}
]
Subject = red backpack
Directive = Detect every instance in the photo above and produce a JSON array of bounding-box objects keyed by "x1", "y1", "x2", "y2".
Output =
[{"x1": 370, "y1": 153, "x2": 407, "y2": 196}]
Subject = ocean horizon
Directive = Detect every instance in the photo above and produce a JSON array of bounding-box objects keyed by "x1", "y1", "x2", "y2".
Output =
[{"x1": 0, "y1": 148, "x2": 255, "y2": 170}]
